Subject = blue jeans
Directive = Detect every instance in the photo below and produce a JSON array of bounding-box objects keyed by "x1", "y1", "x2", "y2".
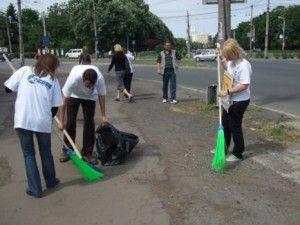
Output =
[
  {"x1": 16, "y1": 128, "x2": 57, "y2": 196},
  {"x1": 162, "y1": 69, "x2": 176, "y2": 100}
]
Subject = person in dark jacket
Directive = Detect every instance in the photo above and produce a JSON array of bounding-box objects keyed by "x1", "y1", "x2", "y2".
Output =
[
  {"x1": 79, "y1": 46, "x2": 91, "y2": 65},
  {"x1": 108, "y1": 44, "x2": 133, "y2": 102}
]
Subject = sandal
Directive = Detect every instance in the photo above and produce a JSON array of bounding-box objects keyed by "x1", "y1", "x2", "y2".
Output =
[{"x1": 115, "y1": 97, "x2": 120, "y2": 101}]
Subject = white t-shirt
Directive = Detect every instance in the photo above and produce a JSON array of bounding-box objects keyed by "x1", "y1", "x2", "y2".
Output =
[
  {"x1": 4, "y1": 66, "x2": 63, "y2": 133},
  {"x1": 126, "y1": 52, "x2": 135, "y2": 73},
  {"x1": 227, "y1": 59, "x2": 252, "y2": 101},
  {"x1": 62, "y1": 65, "x2": 106, "y2": 101}
]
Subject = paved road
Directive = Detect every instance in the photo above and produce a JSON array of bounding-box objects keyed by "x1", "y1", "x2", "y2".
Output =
[{"x1": 1, "y1": 58, "x2": 299, "y2": 117}]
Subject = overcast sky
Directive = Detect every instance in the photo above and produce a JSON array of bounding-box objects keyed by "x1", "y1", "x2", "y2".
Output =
[{"x1": 2, "y1": 0, "x2": 299, "y2": 37}]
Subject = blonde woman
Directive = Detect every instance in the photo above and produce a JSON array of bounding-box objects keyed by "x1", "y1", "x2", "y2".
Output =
[
  {"x1": 218, "y1": 39, "x2": 252, "y2": 162},
  {"x1": 108, "y1": 44, "x2": 133, "y2": 102}
]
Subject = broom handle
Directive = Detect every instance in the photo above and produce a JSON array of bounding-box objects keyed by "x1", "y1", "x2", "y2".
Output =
[
  {"x1": 54, "y1": 116, "x2": 82, "y2": 158},
  {"x1": 3, "y1": 54, "x2": 16, "y2": 72},
  {"x1": 217, "y1": 44, "x2": 222, "y2": 126}
]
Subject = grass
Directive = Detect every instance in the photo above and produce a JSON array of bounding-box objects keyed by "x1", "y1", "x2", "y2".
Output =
[
  {"x1": 169, "y1": 98, "x2": 300, "y2": 144},
  {"x1": 134, "y1": 57, "x2": 207, "y2": 68}
]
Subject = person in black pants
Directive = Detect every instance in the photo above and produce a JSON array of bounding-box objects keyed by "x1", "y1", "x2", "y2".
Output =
[
  {"x1": 108, "y1": 44, "x2": 133, "y2": 102},
  {"x1": 218, "y1": 39, "x2": 252, "y2": 162},
  {"x1": 123, "y1": 49, "x2": 135, "y2": 94},
  {"x1": 58, "y1": 60, "x2": 109, "y2": 165}
]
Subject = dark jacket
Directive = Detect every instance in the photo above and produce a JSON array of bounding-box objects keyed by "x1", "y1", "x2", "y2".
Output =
[{"x1": 108, "y1": 52, "x2": 126, "y2": 72}]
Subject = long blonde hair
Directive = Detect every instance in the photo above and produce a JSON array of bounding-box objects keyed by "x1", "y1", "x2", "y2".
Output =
[{"x1": 222, "y1": 38, "x2": 247, "y2": 60}]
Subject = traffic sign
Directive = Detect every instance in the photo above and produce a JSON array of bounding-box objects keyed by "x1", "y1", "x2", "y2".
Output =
[
  {"x1": 203, "y1": 0, "x2": 246, "y2": 4},
  {"x1": 42, "y1": 36, "x2": 50, "y2": 47}
]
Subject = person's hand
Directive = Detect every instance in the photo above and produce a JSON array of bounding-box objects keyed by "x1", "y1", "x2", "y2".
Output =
[
  {"x1": 102, "y1": 116, "x2": 111, "y2": 123},
  {"x1": 157, "y1": 69, "x2": 162, "y2": 75},
  {"x1": 218, "y1": 90, "x2": 228, "y2": 97}
]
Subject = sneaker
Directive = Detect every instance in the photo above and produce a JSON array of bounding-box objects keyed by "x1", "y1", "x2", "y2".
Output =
[
  {"x1": 59, "y1": 151, "x2": 70, "y2": 163},
  {"x1": 46, "y1": 178, "x2": 60, "y2": 189},
  {"x1": 170, "y1": 100, "x2": 178, "y2": 104},
  {"x1": 162, "y1": 99, "x2": 168, "y2": 103},
  {"x1": 83, "y1": 154, "x2": 99, "y2": 165},
  {"x1": 210, "y1": 149, "x2": 215, "y2": 154},
  {"x1": 226, "y1": 154, "x2": 241, "y2": 162},
  {"x1": 26, "y1": 189, "x2": 42, "y2": 198}
]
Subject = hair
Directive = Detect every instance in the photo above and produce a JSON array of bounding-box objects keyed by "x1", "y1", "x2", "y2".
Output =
[
  {"x1": 34, "y1": 54, "x2": 60, "y2": 78},
  {"x1": 83, "y1": 69, "x2": 97, "y2": 85},
  {"x1": 114, "y1": 44, "x2": 123, "y2": 52},
  {"x1": 222, "y1": 38, "x2": 247, "y2": 60},
  {"x1": 164, "y1": 40, "x2": 172, "y2": 45},
  {"x1": 81, "y1": 54, "x2": 91, "y2": 65}
]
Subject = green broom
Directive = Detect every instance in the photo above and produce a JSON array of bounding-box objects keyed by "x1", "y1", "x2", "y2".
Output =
[
  {"x1": 54, "y1": 117, "x2": 104, "y2": 182},
  {"x1": 3, "y1": 56, "x2": 104, "y2": 182},
  {"x1": 211, "y1": 47, "x2": 226, "y2": 173}
]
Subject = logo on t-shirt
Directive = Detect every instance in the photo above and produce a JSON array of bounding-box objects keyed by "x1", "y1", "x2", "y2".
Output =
[{"x1": 28, "y1": 74, "x2": 52, "y2": 89}]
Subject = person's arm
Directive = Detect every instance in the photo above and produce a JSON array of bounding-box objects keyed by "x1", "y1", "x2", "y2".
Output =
[
  {"x1": 5, "y1": 87, "x2": 12, "y2": 93},
  {"x1": 98, "y1": 95, "x2": 110, "y2": 123},
  {"x1": 58, "y1": 96, "x2": 69, "y2": 130},
  {"x1": 108, "y1": 55, "x2": 115, "y2": 72},
  {"x1": 157, "y1": 53, "x2": 162, "y2": 74}
]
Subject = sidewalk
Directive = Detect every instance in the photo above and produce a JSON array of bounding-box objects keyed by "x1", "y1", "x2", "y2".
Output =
[{"x1": 0, "y1": 76, "x2": 299, "y2": 225}]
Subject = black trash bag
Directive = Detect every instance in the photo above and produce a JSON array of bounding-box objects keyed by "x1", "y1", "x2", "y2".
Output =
[{"x1": 96, "y1": 122, "x2": 139, "y2": 166}]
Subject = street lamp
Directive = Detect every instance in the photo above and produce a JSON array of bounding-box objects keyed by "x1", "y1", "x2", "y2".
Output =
[{"x1": 278, "y1": 16, "x2": 286, "y2": 52}]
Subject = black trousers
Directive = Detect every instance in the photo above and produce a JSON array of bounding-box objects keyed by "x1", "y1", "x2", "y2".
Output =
[
  {"x1": 64, "y1": 97, "x2": 96, "y2": 155},
  {"x1": 123, "y1": 72, "x2": 133, "y2": 93},
  {"x1": 222, "y1": 99, "x2": 250, "y2": 159}
]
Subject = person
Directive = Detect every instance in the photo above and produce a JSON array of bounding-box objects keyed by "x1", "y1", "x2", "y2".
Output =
[
  {"x1": 58, "y1": 61, "x2": 109, "y2": 165},
  {"x1": 123, "y1": 49, "x2": 135, "y2": 94},
  {"x1": 108, "y1": 44, "x2": 133, "y2": 102},
  {"x1": 34, "y1": 48, "x2": 43, "y2": 60},
  {"x1": 218, "y1": 38, "x2": 252, "y2": 162},
  {"x1": 79, "y1": 46, "x2": 91, "y2": 65},
  {"x1": 157, "y1": 40, "x2": 181, "y2": 104},
  {"x1": 4, "y1": 54, "x2": 62, "y2": 198}
]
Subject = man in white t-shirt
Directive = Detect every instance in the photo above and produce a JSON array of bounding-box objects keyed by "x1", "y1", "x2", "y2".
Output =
[{"x1": 58, "y1": 64, "x2": 109, "y2": 164}]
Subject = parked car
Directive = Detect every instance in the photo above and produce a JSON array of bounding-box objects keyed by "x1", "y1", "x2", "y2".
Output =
[
  {"x1": 0, "y1": 47, "x2": 13, "y2": 62},
  {"x1": 65, "y1": 49, "x2": 83, "y2": 58},
  {"x1": 193, "y1": 49, "x2": 217, "y2": 61}
]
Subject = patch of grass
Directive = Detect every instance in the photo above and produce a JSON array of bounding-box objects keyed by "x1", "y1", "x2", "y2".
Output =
[
  {"x1": 134, "y1": 57, "x2": 207, "y2": 68},
  {"x1": 169, "y1": 98, "x2": 218, "y2": 117},
  {"x1": 255, "y1": 122, "x2": 300, "y2": 143},
  {"x1": 0, "y1": 114, "x2": 4, "y2": 132}
]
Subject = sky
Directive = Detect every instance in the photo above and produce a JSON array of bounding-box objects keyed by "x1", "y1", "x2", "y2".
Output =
[{"x1": 1, "y1": 0, "x2": 300, "y2": 38}]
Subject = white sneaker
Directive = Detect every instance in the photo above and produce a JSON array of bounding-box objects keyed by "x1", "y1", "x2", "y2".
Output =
[
  {"x1": 162, "y1": 99, "x2": 168, "y2": 103},
  {"x1": 210, "y1": 149, "x2": 215, "y2": 154},
  {"x1": 170, "y1": 100, "x2": 178, "y2": 104},
  {"x1": 226, "y1": 154, "x2": 241, "y2": 162}
]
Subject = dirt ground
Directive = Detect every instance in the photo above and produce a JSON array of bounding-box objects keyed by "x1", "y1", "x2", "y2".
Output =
[{"x1": 0, "y1": 66, "x2": 299, "y2": 225}]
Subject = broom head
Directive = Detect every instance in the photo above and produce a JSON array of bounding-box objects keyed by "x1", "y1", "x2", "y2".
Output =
[
  {"x1": 211, "y1": 126, "x2": 226, "y2": 173},
  {"x1": 65, "y1": 147, "x2": 104, "y2": 182}
]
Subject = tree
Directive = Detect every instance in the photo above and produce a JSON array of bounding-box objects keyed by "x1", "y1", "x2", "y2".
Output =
[
  {"x1": 234, "y1": 5, "x2": 300, "y2": 50},
  {"x1": 6, "y1": 3, "x2": 18, "y2": 52},
  {"x1": 21, "y1": 8, "x2": 43, "y2": 52}
]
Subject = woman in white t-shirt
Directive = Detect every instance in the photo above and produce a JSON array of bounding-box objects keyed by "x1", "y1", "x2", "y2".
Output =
[
  {"x1": 4, "y1": 54, "x2": 63, "y2": 198},
  {"x1": 218, "y1": 39, "x2": 252, "y2": 162}
]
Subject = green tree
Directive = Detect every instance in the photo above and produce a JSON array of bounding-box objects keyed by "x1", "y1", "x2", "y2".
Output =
[
  {"x1": 6, "y1": 3, "x2": 18, "y2": 52},
  {"x1": 21, "y1": 8, "x2": 43, "y2": 52}
]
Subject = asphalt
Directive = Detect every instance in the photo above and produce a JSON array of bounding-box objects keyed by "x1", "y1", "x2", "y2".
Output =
[
  {"x1": 0, "y1": 65, "x2": 299, "y2": 225},
  {"x1": 1, "y1": 58, "x2": 299, "y2": 117}
]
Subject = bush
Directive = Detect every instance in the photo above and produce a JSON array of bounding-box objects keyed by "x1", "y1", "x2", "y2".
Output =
[
  {"x1": 255, "y1": 52, "x2": 264, "y2": 58},
  {"x1": 297, "y1": 52, "x2": 300, "y2": 59},
  {"x1": 273, "y1": 53, "x2": 280, "y2": 59}
]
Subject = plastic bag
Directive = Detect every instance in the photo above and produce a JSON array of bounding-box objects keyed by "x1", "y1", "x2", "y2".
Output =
[{"x1": 96, "y1": 123, "x2": 139, "y2": 166}]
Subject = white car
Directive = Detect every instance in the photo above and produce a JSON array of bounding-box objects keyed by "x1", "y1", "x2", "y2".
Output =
[
  {"x1": 193, "y1": 49, "x2": 217, "y2": 61},
  {"x1": 65, "y1": 49, "x2": 83, "y2": 58}
]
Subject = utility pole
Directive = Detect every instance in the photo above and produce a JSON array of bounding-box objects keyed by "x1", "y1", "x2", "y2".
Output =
[
  {"x1": 5, "y1": 16, "x2": 12, "y2": 53},
  {"x1": 218, "y1": 0, "x2": 231, "y2": 43},
  {"x1": 186, "y1": 11, "x2": 191, "y2": 59},
  {"x1": 249, "y1": 4, "x2": 253, "y2": 53},
  {"x1": 92, "y1": 0, "x2": 98, "y2": 58},
  {"x1": 42, "y1": 11, "x2": 48, "y2": 53},
  {"x1": 17, "y1": 0, "x2": 24, "y2": 67},
  {"x1": 279, "y1": 16, "x2": 286, "y2": 52},
  {"x1": 264, "y1": 0, "x2": 270, "y2": 58}
]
